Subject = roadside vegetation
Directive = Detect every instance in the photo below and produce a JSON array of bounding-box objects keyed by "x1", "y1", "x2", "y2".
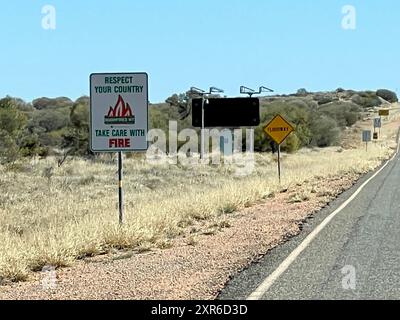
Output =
[
  {"x1": 0, "y1": 89, "x2": 398, "y2": 283},
  {"x1": 0, "y1": 89, "x2": 397, "y2": 162}
]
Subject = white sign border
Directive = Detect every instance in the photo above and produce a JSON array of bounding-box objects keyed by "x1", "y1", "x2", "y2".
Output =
[{"x1": 89, "y1": 72, "x2": 149, "y2": 153}]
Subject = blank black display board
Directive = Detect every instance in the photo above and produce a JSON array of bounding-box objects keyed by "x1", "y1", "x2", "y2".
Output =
[{"x1": 192, "y1": 98, "x2": 260, "y2": 128}]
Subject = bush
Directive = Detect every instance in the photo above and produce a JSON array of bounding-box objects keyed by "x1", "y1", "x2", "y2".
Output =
[
  {"x1": 319, "y1": 102, "x2": 361, "y2": 127},
  {"x1": 33, "y1": 97, "x2": 73, "y2": 110},
  {"x1": 344, "y1": 111, "x2": 359, "y2": 127},
  {"x1": 40, "y1": 129, "x2": 66, "y2": 147},
  {"x1": 315, "y1": 94, "x2": 334, "y2": 105},
  {"x1": 310, "y1": 115, "x2": 341, "y2": 147},
  {"x1": 376, "y1": 89, "x2": 398, "y2": 103},
  {"x1": 257, "y1": 100, "x2": 311, "y2": 151},
  {"x1": 0, "y1": 98, "x2": 27, "y2": 135},
  {"x1": 75, "y1": 96, "x2": 90, "y2": 105},
  {"x1": 70, "y1": 103, "x2": 89, "y2": 128},
  {"x1": 17, "y1": 129, "x2": 49, "y2": 158},
  {"x1": 296, "y1": 88, "x2": 308, "y2": 96},
  {"x1": 61, "y1": 102, "x2": 90, "y2": 155},
  {"x1": 0, "y1": 130, "x2": 19, "y2": 164},
  {"x1": 0, "y1": 97, "x2": 28, "y2": 163},
  {"x1": 351, "y1": 92, "x2": 382, "y2": 108},
  {"x1": 282, "y1": 133, "x2": 300, "y2": 153},
  {"x1": 30, "y1": 109, "x2": 70, "y2": 132}
]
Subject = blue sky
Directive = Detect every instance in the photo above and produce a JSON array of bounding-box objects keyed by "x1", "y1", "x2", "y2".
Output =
[{"x1": 0, "y1": 0, "x2": 399, "y2": 103}]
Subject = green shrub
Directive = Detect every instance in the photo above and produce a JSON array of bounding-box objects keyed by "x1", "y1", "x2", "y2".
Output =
[
  {"x1": 33, "y1": 97, "x2": 73, "y2": 110},
  {"x1": 319, "y1": 102, "x2": 361, "y2": 127},
  {"x1": 0, "y1": 130, "x2": 19, "y2": 164},
  {"x1": 30, "y1": 109, "x2": 70, "y2": 133},
  {"x1": 296, "y1": 88, "x2": 308, "y2": 96},
  {"x1": 376, "y1": 89, "x2": 398, "y2": 103},
  {"x1": 282, "y1": 133, "x2": 301, "y2": 153},
  {"x1": 314, "y1": 93, "x2": 340, "y2": 106},
  {"x1": 19, "y1": 134, "x2": 42, "y2": 157},
  {"x1": 310, "y1": 115, "x2": 340, "y2": 147},
  {"x1": 257, "y1": 100, "x2": 311, "y2": 151},
  {"x1": 351, "y1": 92, "x2": 382, "y2": 108},
  {"x1": 0, "y1": 97, "x2": 28, "y2": 163}
]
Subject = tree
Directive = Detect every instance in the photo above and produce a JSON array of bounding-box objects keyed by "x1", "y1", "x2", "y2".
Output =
[
  {"x1": 296, "y1": 88, "x2": 308, "y2": 96},
  {"x1": 310, "y1": 115, "x2": 340, "y2": 147},
  {"x1": 70, "y1": 103, "x2": 89, "y2": 129},
  {"x1": 0, "y1": 130, "x2": 20, "y2": 164},
  {"x1": 352, "y1": 91, "x2": 382, "y2": 108},
  {"x1": 282, "y1": 132, "x2": 301, "y2": 153},
  {"x1": 19, "y1": 134, "x2": 48, "y2": 157},
  {"x1": 62, "y1": 102, "x2": 90, "y2": 155},
  {"x1": 376, "y1": 89, "x2": 398, "y2": 103},
  {"x1": 166, "y1": 92, "x2": 192, "y2": 120},
  {"x1": 33, "y1": 97, "x2": 73, "y2": 110},
  {"x1": 30, "y1": 108, "x2": 70, "y2": 132},
  {"x1": 319, "y1": 102, "x2": 361, "y2": 127},
  {"x1": 0, "y1": 97, "x2": 28, "y2": 163},
  {"x1": 0, "y1": 97, "x2": 27, "y2": 134}
]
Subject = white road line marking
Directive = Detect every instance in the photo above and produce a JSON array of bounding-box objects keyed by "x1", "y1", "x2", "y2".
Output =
[{"x1": 247, "y1": 136, "x2": 400, "y2": 300}]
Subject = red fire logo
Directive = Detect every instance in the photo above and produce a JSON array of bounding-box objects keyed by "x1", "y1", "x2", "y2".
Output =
[{"x1": 105, "y1": 95, "x2": 135, "y2": 125}]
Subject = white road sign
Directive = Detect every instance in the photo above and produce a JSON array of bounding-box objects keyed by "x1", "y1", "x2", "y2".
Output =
[
  {"x1": 362, "y1": 130, "x2": 372, "y2": 142},
  {"x1": 374, "y1": 118, "x2": 382, "y2": 129},
  {"x1": 90, "y1": 73, "x2": 148, "y2": 152}
]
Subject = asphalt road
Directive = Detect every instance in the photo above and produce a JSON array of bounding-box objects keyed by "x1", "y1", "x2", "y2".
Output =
[{"x1": 220, "y1": 148, "x2": 400, "y2": 300}]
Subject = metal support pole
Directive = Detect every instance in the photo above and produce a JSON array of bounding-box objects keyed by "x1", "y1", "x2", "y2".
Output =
[
  {"x1": 201, "y1": 97, "x2": 205, "y2": 160},
  {"x1": 278, "y1": 144, "x2": 281, "y2": 184},
  {"x1": 249, "y1": 128, "x2": 254, "y2": 153},
  {"x1": 118, "y1": 151, "x2": 124, "y2": 225},
  {"x1": 191, "y1": 86, "x2": 223, "y2": 161}
]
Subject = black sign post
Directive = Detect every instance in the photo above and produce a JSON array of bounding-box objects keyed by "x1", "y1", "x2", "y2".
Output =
[
  {"x1": 278, "y1": 145, "x2": 281, "y2": 184},
  {"x1": 118, "y1": 151, "x2": 124, "y2": 225}
]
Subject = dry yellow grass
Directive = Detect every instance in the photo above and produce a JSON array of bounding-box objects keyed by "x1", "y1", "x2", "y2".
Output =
[{"x1": 0, "y1": 117, "x2": 398, "y2": 283}]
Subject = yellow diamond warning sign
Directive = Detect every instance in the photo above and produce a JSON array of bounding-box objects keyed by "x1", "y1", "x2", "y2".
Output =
[{"x1": 264, "y1": 114, "x2": 295, "y2": 145}]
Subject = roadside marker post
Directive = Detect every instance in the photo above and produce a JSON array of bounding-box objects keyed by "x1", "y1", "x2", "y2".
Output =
[
  {"x1": 90, "y1": 72, "x2": 149, "y2": 225},
  {"x1": 263, "y1": 115, "x2": 295, "y2": 183},
  {"x1": 362, "y1": 130, "x2": 372, "y2": 152},
  {"x1": 374, "y1": 117, "x2": 382, "y2": 141},
  {"x1": 379, "y1": 117, "x2": 382, "y2": 137},
  {"x1": 378, "y1": 109, "x2": 390, "y2": 138}
]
